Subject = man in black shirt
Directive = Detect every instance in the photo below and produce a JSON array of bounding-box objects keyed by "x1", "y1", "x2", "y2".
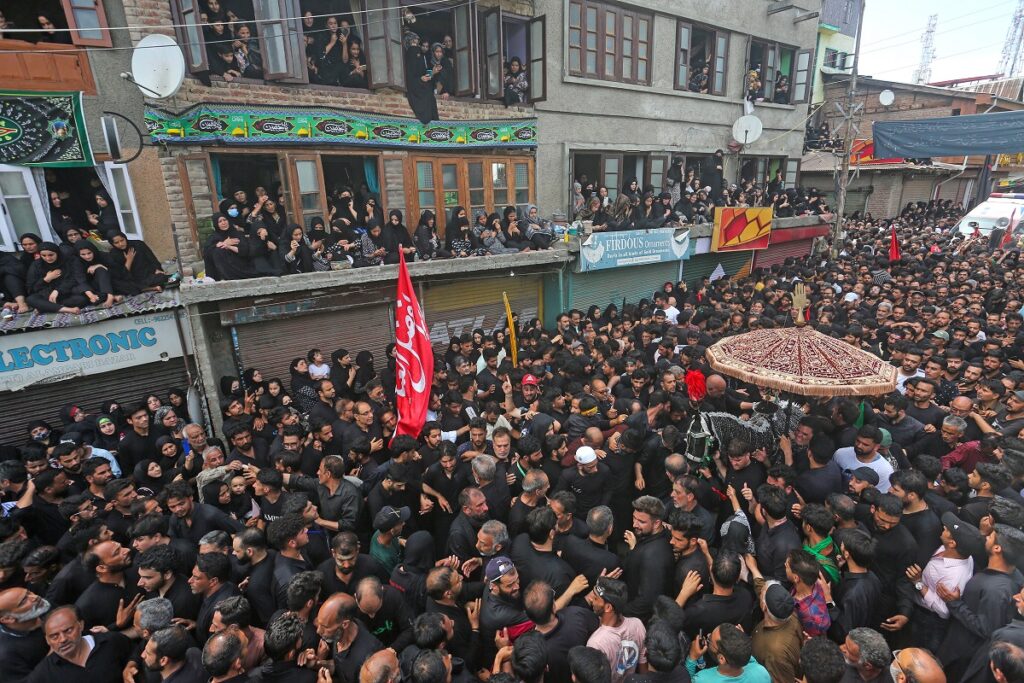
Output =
[
  {"x1": 188, "y1": 552, "x2": 240, "y2": 646},
  {"x1": 232, "y1": 527, "x2": 277, "y2": 628},
  {"x1": 226, "y1": 424, "x2": 271, "y2": 469},
  {"x1": 75, "y1": 539, "x2": 139, "y2": 629},
  {"x1": 667, "y1": 509, "x2": 712, "y2": 602},
  {"x1": 509, "y1": 506, "x2": 576, "y2": 597},
  {"x1": 524, "y1": 579, "x2": 597, "y2": 682},
  {"x1": 164, "y1": 482, "x2": 243, "y2": 546},
  {"x1": 562, "y1": 505, "x2": 619, "y2": 584},
  {"x1": 354, "y1": 576, "x2": 415, "y2": 650},
  {"x1": 677, "y1": 552, "x2": 755, "y2": 637},
  {"x1": 136, "y1": 544, "x2": 201, "y2": 622},
  {"x1": 425, "y1": 566, "x2": 480, "y2": 670},
  {"x1": 15, "y1": 469, "x2": 71, "y2": 546},
  {"x1": 889, "y1": 469, "x2": 942, "y2": 567},
  {"x1": 267, "y1": 514, "x2": 312, "y2": 610},
  {"x1": 117, "y1": 404, "x2": 159, "y2": 472},
  {"x1": 27, "y1": 605, "x2": 133, "y2": 683},
  {"x1": 554, "y1": 447, "x2": 612, "y2": 517},
  {"x1": 0, "y1": 587, "x2": 50, "y2": 681},
  {"x1": 313, "y1": 592, "x2": 384, "y2": 683},
  {"x1": 622, "y1": 496, "x2": 674, "y2": 621},
  {"x1": 316, "y1": 531, "x2": 388, "y2": 598}
]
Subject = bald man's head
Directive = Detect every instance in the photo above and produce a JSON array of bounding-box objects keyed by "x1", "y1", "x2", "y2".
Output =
[
  {"x1": 360, "y1": 648, "x2": 400, "y2": 683},
  {"x1": 315, "y1": 592, "x2": 357, "y2": 643},
  {"x1": 706, "y1": 375, "x2": 726, "y2": 397},
  {"x1": 894, "y1": 648, "x2": 945, "y2": 683},
  {"x1": 583, "y1": 427, "x2": 604, "y2": 446}
]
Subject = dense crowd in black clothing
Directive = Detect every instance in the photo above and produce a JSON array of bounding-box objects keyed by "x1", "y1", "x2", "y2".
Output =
[
  {"x1": 203, "y1": 184, "x2": 557, "y2": 282},
  {"x1": 6, "y1": 208, "x2": 1024, "y2": 683},
  {"x1": 573, "y1": 153, "x2": 830, "y2": 231}
]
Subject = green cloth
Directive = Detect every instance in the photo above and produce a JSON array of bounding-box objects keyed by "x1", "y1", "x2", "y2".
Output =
[
  {"x1": 804, "y1": 536, "x2": 841, "y2": 584},
  {"x1": 370, "y1": 531, "x2": 402, "y2": 575}
]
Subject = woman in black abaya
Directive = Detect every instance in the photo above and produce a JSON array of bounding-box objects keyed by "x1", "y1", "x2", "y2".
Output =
[
  {"x1": 204, "y1": 213, "x2": 255, "y2": 281},
  {"x1": 403, "y1": 32, "x2": 439, "y2": 124}
]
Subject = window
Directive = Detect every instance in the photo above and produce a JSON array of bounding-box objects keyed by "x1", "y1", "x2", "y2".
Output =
[
  {"x1": 568, "y1": 0, "x2": 653, "y2": 85},
  {"x1": 748, "y1": 39, "x2": 796, "y2": 104},
  {"x1": 785, "y1": 159, "x2": 799, "y2": 187},
  {"x1": 413, "y1": 156, "x2": 535, "y2": 233},
  {"x1": 483, "y1": 8, "x2": 505, "y2": 97},
  {"x1": 3, "y1": 2, "x2": 111, "y2": 47},
  {"x1": 675, "y1": 21, "x2": 727, "y2": 95},
  {"x1": 792, "y1": 48, "x2": 813, "y2": 103},
  {"x1": 102, "y1": 163, "x2": 143, "y2": 239},
  {"x1": 526, "y1": 16, "x2": 547, "y2": 102},
  {"x1": 0, "y1": 166, "x2": 52, "y2": 250}
]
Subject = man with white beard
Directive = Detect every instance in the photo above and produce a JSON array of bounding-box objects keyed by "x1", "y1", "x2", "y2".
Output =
[{"x1": 0, "y1": 587, "x2": 51, "y2": 680}]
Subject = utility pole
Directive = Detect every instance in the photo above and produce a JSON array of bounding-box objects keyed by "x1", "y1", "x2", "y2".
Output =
[{"x1": 831, "y1": 0, "x2": 866, "y2": 257}]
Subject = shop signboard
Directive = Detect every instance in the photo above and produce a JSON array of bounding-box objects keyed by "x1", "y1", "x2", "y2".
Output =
[{"x1": 576, "y1": 228, "x2": 691, "y2": 273}]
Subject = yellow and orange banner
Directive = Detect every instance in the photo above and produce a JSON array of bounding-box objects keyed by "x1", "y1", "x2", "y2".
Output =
[{"x1": 711, "y1": 207, "x2": 774, "y2": 252}]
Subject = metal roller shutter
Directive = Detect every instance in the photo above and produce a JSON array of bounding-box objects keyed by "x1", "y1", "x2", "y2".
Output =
[
  {"x1": 422, "y1": 276, "x2": 541, "y2": 348},
  {"x1": 753, "y1": 239, "x2": 815, "y2": 270},
  {"x1": 232, "y1": 303, "x2": 394, "y2": 385},
  {"x1": 900, "y1": 177, "x2": 935, "y2": 206},
  {"x1": 0, "y1": 358, "x2": 191, "y2": 448},
  {"x1": 682, "y1": 252, "x2": 752, "y2": 288},
  {"x1": 569, "y1": 261, "x2": 678, "y2": 311}
]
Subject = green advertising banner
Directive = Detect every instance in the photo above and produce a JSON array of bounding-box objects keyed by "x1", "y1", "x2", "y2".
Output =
[
  {"x1": 145, "y1": 104, "x2": 537, "y2": 149},
  {"x1": 0, "y1": 91, "x2": 93, "y2": 167}
]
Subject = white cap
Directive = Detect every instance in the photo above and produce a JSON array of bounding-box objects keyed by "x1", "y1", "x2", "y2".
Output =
[
  {"x1": 843, "y1": 292, "x2": 860, "y2": 303},
  {"x1": 575, "y1": 446, "x2": 597, "y2": 465}
]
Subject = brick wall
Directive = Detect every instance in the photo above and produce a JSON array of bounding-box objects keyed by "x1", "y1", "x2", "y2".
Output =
[{"x1": 865, "y1": 173, "x2": 903, "y2": 218}]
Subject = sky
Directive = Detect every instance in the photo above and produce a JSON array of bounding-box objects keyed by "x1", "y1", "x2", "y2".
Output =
[{"x1": 857, "y1": 0, "x2": 1018, "y2": 84}]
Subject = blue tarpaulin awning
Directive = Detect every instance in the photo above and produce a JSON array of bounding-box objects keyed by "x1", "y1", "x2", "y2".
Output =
[{"x1": 873, "y1": 109, "x2": 1024, "y2": 158}]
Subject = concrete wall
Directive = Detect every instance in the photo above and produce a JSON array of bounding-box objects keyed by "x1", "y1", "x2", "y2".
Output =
[{"x1": 533, "y1": 0, "x2": 817, "y2": 213}]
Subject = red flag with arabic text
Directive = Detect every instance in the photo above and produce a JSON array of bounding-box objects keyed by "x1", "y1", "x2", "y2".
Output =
[{"x1": 392, "y1": 251, "x2": 434, "y2": 443}]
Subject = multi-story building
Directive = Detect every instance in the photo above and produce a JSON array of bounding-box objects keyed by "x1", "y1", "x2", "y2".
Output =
[
  {"x1": 810, "y1": 0, "x2": 858, "y2": 108},
  {"x1": 533, "y1": 0, "x2": 820, "y2": 213}
]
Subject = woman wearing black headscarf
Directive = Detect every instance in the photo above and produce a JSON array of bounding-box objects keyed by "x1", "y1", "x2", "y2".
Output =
[
  {"x1": 330, "y1": 348, "x2": 357, "y2": 400},
  {"x1": 108, "y1": 231, "x2": 171, "y2": 291},
  {"x1": 25, "y1": 242, "x2": 89, "y2": 314},
  {"x1": 280, "y1": 223, "x2": 315, "y2": 274},
  {"x1": 0, "y1": 250, "x2": 29, "y2": 315},
  {"x1": 289, "y1": 358, "x2": 318, "y2": 413},
  {"x1": 48, "y1": 193, "x2": 75, "y2": 237},
  {"x1": 204, "y1": 213, "x2": 255, "y2": 281},
  {"x1": 133, "y1": 458, "x2": 173, "y2": 497},
  {"x1": 353, "y1": 350, "x2": 376, "y2": 394},
  {"x1": 414, "y1": 210, "x2": 449, "y2": 260},
  {"x1": 382, "y1": 209, "x2": 416, "y2": 264},
  {"x1": 357, "y1": 220, "x2": 389, "y2": 267},
  {"x1": 18, "y1": 233, "x2": 43, "y2": 270},
  {"x1": 75, "y1": 241, "x2": 142, "y2": 306},
  {"x1": 167, "y1": 388, "x2": 192, "y2": 424},
  {"x1": 445, "y1": 208, "x2": 478, "y2": 258},
  {"x1": 500, "y1": 206, "x2": 531, "y2": 251},
  {"x1": 403, "y1": 32, "x2": 440, "y2": 124},
  {"x1": 87, "y1": 192, "x2": 121, "y2": 240},
  {"x1": 389, "y1": 530, "x2": 434, "y2": 612}
]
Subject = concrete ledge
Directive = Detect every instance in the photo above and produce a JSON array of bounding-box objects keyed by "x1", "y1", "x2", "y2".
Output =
[{"x1": 179, "y1": 247, "x2": 572, "y2": 305}]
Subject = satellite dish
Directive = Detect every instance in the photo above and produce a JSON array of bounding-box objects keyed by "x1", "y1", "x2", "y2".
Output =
[
  {"x1": 128, "y1": 34, "x2": 185, "y2": 99},
  {"x1": 732, "y1": 115, "x2": 763, "y2": 146},
  {"x1": 879, "y1": 89, "x2": 895, "y2": 106}
]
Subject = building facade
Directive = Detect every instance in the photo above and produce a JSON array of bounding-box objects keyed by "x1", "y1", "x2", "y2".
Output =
[
  {"x1": 533, "y1": 0, "x2": 820, "y2": 215},
  {"x1": 0, "y1": 0, "x2": 171, "y2": 256},
  {"x1": 810, "y1": 0, "x2": 858, "y2": 107}
]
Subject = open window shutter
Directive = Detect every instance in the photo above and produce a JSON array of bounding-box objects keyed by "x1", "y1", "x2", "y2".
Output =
[
  {"x1": 676, "y1": 22, "x2": 691, "y2": 89},
  {"x1": 793, "y1": 48, "x2": 812, "y2": 103},
  {"x1": 173, "y1": 0, "x2": 209, "y2": 73},
  {"x1": 482, "y1": 7, "x2": 504, "y2": 99},
  {"x1": 384, "y1": 1, "x2": 405, "y2": 90},
  {"x1": 764, "y1": 45, "x2": 777, "y2": 99},
  {"x1": 254, "y1": 0, "x2": 306, "y2": 82},
  {"x1": 362, "y1": 0, "x2": 403, "y2": 89},
  {"x1": 453, "y1": 2, "x2": 476, "y2": 96},
  {"x1": 527, "y1": 15, "x2": 547, "y2": 102},
  {"x1": 602, "y1": 155, "x2": 623, "y2": 200},
  {"x1": 63, "y1": 0, "x2": 112, "y2": 47},
  {"x1": 712, "y1": 31, "x2": 729, "y2": 96}
]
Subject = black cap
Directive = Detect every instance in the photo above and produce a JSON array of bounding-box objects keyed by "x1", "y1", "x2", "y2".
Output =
[
  {"x1": 941, "y1": 511, "x2": 985, "y2": 557},
  {"x1": 593, "y1": 577, "x2": 627, "y2": 613},
  {"x1": 763, "y1": 581, "x2": 796, "y2": 620},
  {"x1": 373, "y1": 506, "x2": 411, "y2": 532},
  {"x1": 850, "y1": 466, "x2": 880, "y2": 486}
]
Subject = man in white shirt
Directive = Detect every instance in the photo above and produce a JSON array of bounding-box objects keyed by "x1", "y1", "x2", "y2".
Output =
[
  {"x1": 904, "y1": 512, "x2": 982, "y2": 652},
  {"x1": 833, "y1": 426, "x2": 894, "y2": 493},
  {"x1": 895, "y1": 348, "x2": 925, "y2": 394},
  {"x1": 655, "y1": 293, "x2": 680, "y2": 325}
]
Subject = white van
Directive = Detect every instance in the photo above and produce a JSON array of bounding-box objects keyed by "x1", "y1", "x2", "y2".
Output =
[{"x1": 956, "y1": 193, "x2": 1024, "y2": 236}]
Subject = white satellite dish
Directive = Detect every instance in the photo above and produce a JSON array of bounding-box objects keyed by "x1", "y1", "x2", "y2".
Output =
[
  {"x1": 879, "y1": 89, "x2": 896, "y2": 106},
  {"x1": 127, "y1": 34, "x2": 186, "y2": 99},
  {"x1": 732, "y1": 115, "x2": 763, "y2": 146}
]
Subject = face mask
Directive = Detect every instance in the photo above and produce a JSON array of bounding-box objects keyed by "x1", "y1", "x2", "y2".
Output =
[
  {"x1": 32, "y1": 430, "x2": 49, "y2": 441},
  {"x1": 227, "y1": 208, "x2": 239, "y2": 218}
]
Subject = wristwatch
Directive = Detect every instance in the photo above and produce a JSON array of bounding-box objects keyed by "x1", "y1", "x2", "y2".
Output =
[{"x1": 914, "y1": 581, "x2": 925, "y2": 591}]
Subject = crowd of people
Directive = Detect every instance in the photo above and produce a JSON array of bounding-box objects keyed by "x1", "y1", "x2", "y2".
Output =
[
  {"x1": 572, "y1": 154, "x2": 836, "y2": 230},
  {"x1": 201, "y1": 184, "x2": 558, "y2": 282},
  {"x1": 5, "y1": 205, "x2": 1024, "y2": 683}
]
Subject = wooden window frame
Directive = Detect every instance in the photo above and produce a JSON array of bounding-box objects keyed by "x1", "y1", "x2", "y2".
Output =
[
  {"x1": 453, "y1": 1, "x2": 477, "y2": 96},
  {"x1": 675, "y1": 20, "x2": 727, "y2": 96},
  {"x1": 410, "y1": 155, "x2": 535, "y2": 234},
  {"x1": 527, "y1": 15, "x2": 547, "y2": 102},
  {"x1": 170, "y1": 0, "x2": 210, "y2": 73},
  {"x1": 62, "y1": 0, "x2": 112, "y2": 47},
  {"x1": 254, "y1": 0, "x2": 307, "y2": 82},
  {"x1": 792, "y1": 48, "x2": 813, "y2": 103},
  {"x1": 360, "y1": 0, "x2": 406, "y2": 90},
  {"x1": 567, "y1": 0, "x2": 652, "y2": 85},
  {"x1": 747, "y1": 38, "x2": 797, "y2": 103},
  {"x1": 481, "y1": 6, "x2": 505, "y2": 98}
]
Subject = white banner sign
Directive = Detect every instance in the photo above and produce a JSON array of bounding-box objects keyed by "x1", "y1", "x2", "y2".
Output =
[{"x1": 0, "y1": 311, "x2": 191, "y2": 392}]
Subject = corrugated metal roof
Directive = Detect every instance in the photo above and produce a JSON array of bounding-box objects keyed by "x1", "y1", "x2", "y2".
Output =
[
  {"x1": 800, "y1": 152, "x2": 963, "y2": 173},
  {"x1": 955, "y1": 77, "x2": 1024, "y2": 101},
  {"x1": 0, "y1": 290, "x2": 181, "y2": 336}
]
